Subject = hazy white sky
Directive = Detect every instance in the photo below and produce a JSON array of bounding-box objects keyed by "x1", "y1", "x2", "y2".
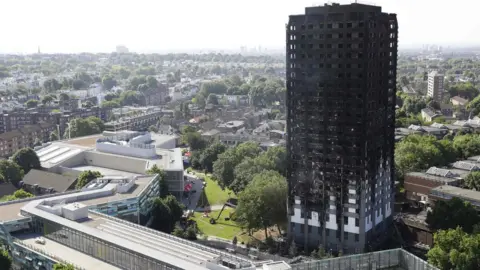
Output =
[{"x1": 1, "y1": 0, "x2": 478, "y2": 53}]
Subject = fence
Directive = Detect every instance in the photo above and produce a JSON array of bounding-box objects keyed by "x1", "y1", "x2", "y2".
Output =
[
  {"x1": 13, "y1": 239, "x2": 85, "y2": 270},
  {"x1": 89, "y1": 211, "x2": 254, "y2": 267},
  {"x1": 290, "y1": 248, "x2": 439, "y2": 270}
]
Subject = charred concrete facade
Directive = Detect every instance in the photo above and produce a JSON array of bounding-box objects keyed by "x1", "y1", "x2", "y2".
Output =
[{"x1": 286, "y1": 3, "x2": 397, "y2": 254}]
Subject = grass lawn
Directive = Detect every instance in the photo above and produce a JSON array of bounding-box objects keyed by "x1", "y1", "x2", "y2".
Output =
[
  {"x1": 191, "y1": 208, "x2": 249, "y2": 243},
  {"x1": 195, "y1": 173, "x2": 236, "y2": 207}
]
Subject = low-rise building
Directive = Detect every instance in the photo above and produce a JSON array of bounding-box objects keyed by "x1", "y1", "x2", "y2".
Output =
[
  {"x1": 21, "y1": 169, "x2": 78, "y2": 195},
  {"x1": 451, "y1": 96, "x2": 468, "y2": 107},
  {"x1": 404, "y1": 169, "x2": 462, "y2": 205},
  {"x1": 430, "y1": 185, "x2": 480, "y2": 209},
  {"x1": 420, "y1": 108, "x2": 441, "y2": 122},
  {"x1": 104, "y1": 111, "x2": 162, "y2": 132},
  {"x1": 36, "y1": 131, "x2": 185, "y2": 196},
  {"x1": 407, "y1": 125, "x2": 448, "y2": 138},
  {"x1": 217, "y1": 120, "x2": 245, "y2": 133},
  {"x1": 0, "y1": 122, "x2": 55, "y2": 157}
]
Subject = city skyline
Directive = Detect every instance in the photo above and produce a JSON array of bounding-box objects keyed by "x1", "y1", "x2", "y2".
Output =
[{"x1": 1, "y1": 0, "x2": 479, "y2": 54}]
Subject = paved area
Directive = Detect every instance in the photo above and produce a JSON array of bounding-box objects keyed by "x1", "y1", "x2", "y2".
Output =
[
  {"x1": 182, "y1": 174, "x2": 204, "y2": 210},
  {"x1": 17, "y1": 234, "x2": 120, "y2": 270}
]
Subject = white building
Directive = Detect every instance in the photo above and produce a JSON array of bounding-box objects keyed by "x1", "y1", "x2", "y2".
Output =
[{"x1": 427, "y1": 71, "x2": 444, "y2": 102}]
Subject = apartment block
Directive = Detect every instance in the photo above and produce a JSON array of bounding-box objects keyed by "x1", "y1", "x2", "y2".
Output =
[
  {"x1": 286, "y1": 3, "x2": 397, "y2": 253},
  {"x1": 0, "y1": 122, "x2": 55, "y2": 157},
  {"x1": 427, "y1": 71, "x2": 444, "y2": 102}
]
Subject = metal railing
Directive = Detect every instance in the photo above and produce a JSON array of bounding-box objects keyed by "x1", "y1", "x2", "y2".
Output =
[
  {"x1": 291, "y1": 248, "x2": 439, "y2": 270},
  {"x1": 13, "y1": 238, "x2": 86, "y2": 270},
  {"x1": 0, "y1": 189, "x2": 83, "y2": 207},
  {"x1": 89, "y1": 211, "x2": 253, "y2": 267}
]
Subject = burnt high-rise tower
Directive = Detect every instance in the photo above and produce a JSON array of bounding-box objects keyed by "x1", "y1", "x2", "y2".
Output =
[{"x1": 286, "y1": 3, "x2": 397, "y2": 254}]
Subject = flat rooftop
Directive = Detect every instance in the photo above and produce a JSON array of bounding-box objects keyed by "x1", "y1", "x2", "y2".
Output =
[
  {"x1": 432, "y1": 185, "x2": 480, "y2": 202},
  {"x1": 36, "y1": 142, "x2": 91, "y2": 169},
  {"x1": 83, "y1": 213, "x2": 218, "y2": 266},
  {"x1": 70, "y1": 165, "x2": 141, "y2": 178},
  {"x1": 406, "y1": 172, "x2": 460, "y2": 184},
  {"x1": 0, "y1": 175, "x2": 154, "y2": 222},
  {"x1": 20, "y1": 197, "x2": 249, "y2": 270},
  {"x1": 64, "y1": 134, "x2": 103, "y2": 148},
  {"x1": 16, "y1": 233, "x2": 120, "y2": 270}
]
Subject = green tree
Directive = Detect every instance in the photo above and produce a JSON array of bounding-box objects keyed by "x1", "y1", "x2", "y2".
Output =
[
  {"x1": 43, "y1": 78, "x2": 62, "y2": 92},
  {"x1": 59, "y1": 93, "x2": 70, "y2": 101},
  {"x1": 72, "y1": 79, "x2": 85, "y2": 90},
  {"x1": 41, "y1": 95, "x2": 54, "y2": 105},
  {"x1": 64, "y1": 117, "x2": 104, "y2": 139},
  {"x1": 182, "y1": 132, "x2": 206, "y2": 150},
  {"x1": 426, "y1": 197, "x2": 480, "y2": 233},
  {"x1": 50, "y1": 130, "x2": 59, "y2": 141},
  {"x1": 25, "y1": 99, "x2": 39, "y2": 108},
  {"x1": 146, "y1": 164, "x2": 169, "y2": 198},
  {"x1": 195, "y1": 142, "x2": 227, "y2": 172},
  {"x1": 0, "y1": 249, "x2": 12, "y2": 270},
  {"x1": 200, "y1": 81, "x2": 228, "y2": 97},
  {"x1": 104, "y1": 93, "x2": 118, "y2": 101},
  {"x1": 236, "y1": 170, "x2": 287, "y2": 238},
  {"x1": 129, "y1": 76, "x2": 147, "y2": 90},
  {"x1": 53, "y1": 263, "x2": 75, "y2": 270},
  {"x1": 76, "y1": 170, "x2": 102, "y2": 189},
  {"x1": 101, "y1": 100, "x2": 121, "y2": 109},
  {"x1": 402, "y1": 97, "x2": 426, "y2": 115},
  {"x1": 12, "y1": 148, "x2": 41, "y2": 174},
  {"x1": 213, "y1": 142, "x2": 261, "y2": 189},
  {"x1": 102, "y1": 74, "x2": 117, "y2": 90},
  {"x1": 146, "y1": 75, "x2": 158, "y2": 89},
  {"x1": 465, "y1": 171, "x2": 480, "y2": 190},
  {"x1": 137, "y1": 83, "x2": 149, "y2": 93},
  {"x1": 232, "y1": 147, "x2": 286, "y2": 192},
  {"x1": 449, "y1": 82, "x2": 478, "y2": 100},
  {"x1": 1, "y1": 189, "x2": 34, "y2": 202},
  {"x1": 207, "y1": 94, "x2": 219, "y2": 105},
  {"x1": 453, "y1": 134, "x2": 480, "y2": 159},
  {"x1": 427, "y1": 227, "x2": 480, "y2": 270},
  {"x1": 151, "y1": 195, "x2": 184, "y2": 233},
  {"x1": 395, "y1": 135, "x2": 456, "y2": 181},
  {"x1": 0, "y1": 160, "x2": 24, "y2": 186}
]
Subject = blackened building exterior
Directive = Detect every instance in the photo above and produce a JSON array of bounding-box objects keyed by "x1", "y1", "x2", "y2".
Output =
[{"x1": 286, "y1": 3, "x2": 397, "y2": 254}]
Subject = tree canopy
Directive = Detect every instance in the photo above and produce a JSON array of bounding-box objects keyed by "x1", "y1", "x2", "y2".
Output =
[
  {"x1": 76, "y1": 170, "x2": 102, "y2": 189},
  {"x1": 189, "y1": 142, "x2": 227, "y2": 172},
  {"x1": 426, "y1": 197, "x2": 480, "y2": 233},
  {"x1": 0, "y1": 249, "x2": 12, "y2": 270},
  {"x1": 53, "y1": 263, "x2": 75, "y2": 270},
  {"x1": 236, "y1": 170, "x2": 288, "y2": 237},
  {"x1": 150, "y1": 195, "x2": 184, "y2": 233},
  {"x1": 1, "y1": 189, "x2": 34, "y2": 202},
  {"x1": 464, "y1": 171, "x2": 480, "y2": 190},
  {"x1": 64, "y1": 116, "x2": 105, "y2": 139},
  {"x1": 231, "y1": 146, "x2": 286, "y2": 193},
  {"x1": 212, "y1": 142, "x2": 262, "y2": 189},
  {"x1": 427, "y1": 227, "x2": 480, "y2": 270},
  {"x1": 12, "y1": 147, "x2": 41, "y2": 174},
  {"x1": 146, "y1": 164, "x2": 169, "y2": 198},
  {"x1": 395, "y1": 135, "x2": 456, "y2": 181},
  {"x1": 182, "y1": 131, "x2": 206, "y2": 151},
  {"x1": 0, "y1": 160, "x2": 24, "y2": 187},
  {"x1": 453, "y1": 134, "x2": 480, "y2": 159}
]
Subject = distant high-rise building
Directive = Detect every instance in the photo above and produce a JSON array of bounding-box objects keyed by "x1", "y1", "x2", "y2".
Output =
[
  {"x1": 37, "y1": 46, "x2": 41, "y2": 54},
  {"x1": 286, "y1": 3, "x2": 398, "y2": 254},
  {"x1": 116, "y1": 45, "x2": 129, "y2": 53},
  {"x1": 427, "y1": 71, "x2": 444, "y2": 102}
]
